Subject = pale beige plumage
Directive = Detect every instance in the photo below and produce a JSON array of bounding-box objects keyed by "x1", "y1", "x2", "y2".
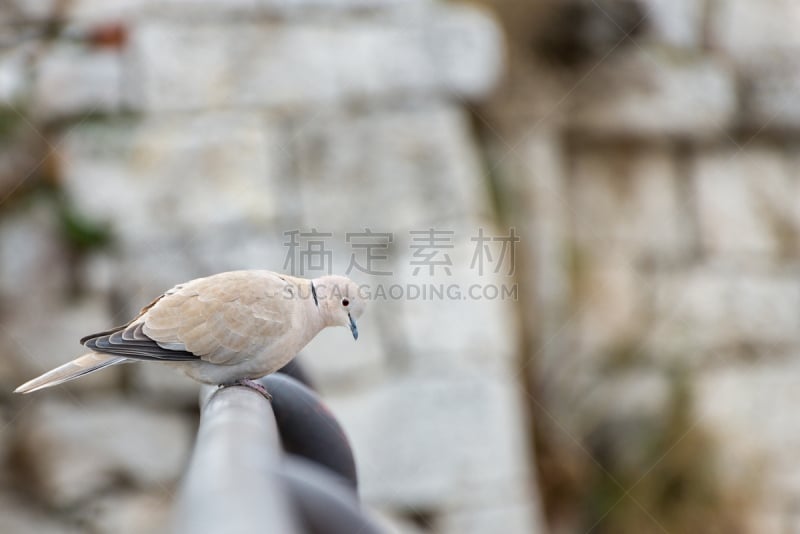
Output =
[{"x1": 15, "y1": 270, "x2": 365, "y2": 394}]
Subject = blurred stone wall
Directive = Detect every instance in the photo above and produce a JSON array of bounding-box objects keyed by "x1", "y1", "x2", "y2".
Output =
[
  {"x1": 481, "y1": 0, "x2": 800, "y2": 532},
  {"x1": 0, "y1": 1, "x2": 543, "y2": 533},
  {"x1": 4, "y1": 0, "x2": 800, "y2": 533}
]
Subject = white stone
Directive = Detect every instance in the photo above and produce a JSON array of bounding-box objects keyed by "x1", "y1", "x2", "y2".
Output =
[
  {"x1": 6, "y1": 0, "x2": 60, "y2": 20},
  {"x1": 571, "y1": 144, "x2": 692, "y2": 262},
  {"x1": 572, "y1": 252, "x2": 647, "y2": 359},
  {"x1": 439, "y1": 469, "x2": 544, "y2": 533},
  {"x1": 33, "y1": 45, "x2": 121, "y2": 119},
  {"x1": 59, "y1": 113, "x2": 285, "y2": 244},
  {"x1": 441, "y1": 500, "x2": 540, "y2": 534},
  {"x1": 640, "y1": 0, "x2": 704, "y2": 48},
  {"x1": 729, "y1": 275, "x2": 800, "y2": 347},
  {"x1": 0, "y1": 491, "x2": 80, "y2": 534},
  {"x1": 78, "y1": 490, "x2": 172, "y2": 534},
  {"x1": 124, "y1": 10, "x2": 501, "y2": 111},
  {"x1": 745, "y1": 60, "x2": 800, "y2": 131},
  {"x1": 65, "y1": 0, "x2": 431, "y2": 20},
  {"x1": 258, "y1": 0, "x2": 430, "y2": 12},
  {"x1": 562, "y1": 145, "x2": 693, "y2": 359},
  {"x1": 327, "y1": 375, "x2": 534, "y2": 518},
  {"x1": 650, "y1": 267, "x2": 800, "y2": 352},
  {"x1": 80, "y1": 251, "x2": 116, "y2": 295},
  {"x1": 299, "y1": 310, "x2": 387, "y2": 394},
  {"x1": 64, "y1": 0, "x2": 157, "y2": 21},
  {"x1": 0, "y1": 45, "x2": 31, "y2": 105},
  {"x1": 15, "y1": 398, "x2": 193, "y2": 508},
  {"x1": 424, "y1": 4, "x2": 504, "y2": 99},
  {"x1": 694, "y1": 358, "x2": 800, "y2": 501},
  {"x1": 389, "y1": 226, "x2": 520, "y2": 380},
  {"x1": 185, "y1": 225, "x2": 301, "y2": 275},
  {"x1": 569, "y1": 50, "x2": 736, "y2": 138},
  {"x1": 0, "y1": 203, "x2": 69, "y2": 308},
  {"x1": 295, "y1": 105, "x2": 491, "y2": 233},
  {"x1": 692, "y1": 146, "x2": 799, "y2": 259},
  {"x1": 710, "y1": 0, "x2": 800, "y2": 64},
  {"x1": 486, "y1": 132, "x2": 570, "y2": 378},
  {"x1": 512, "y1": 133, "x2": 569, "y2": 313}
]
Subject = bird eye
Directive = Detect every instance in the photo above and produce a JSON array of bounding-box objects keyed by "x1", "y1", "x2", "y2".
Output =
[{"x1": 341, "y1": 298, "x2": 350, "y2": 307}]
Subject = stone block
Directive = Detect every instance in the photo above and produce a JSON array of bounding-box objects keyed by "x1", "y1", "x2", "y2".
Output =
[
  {"x1": 571, "y1": 252, "x2": 649, "y2": 360},
  {"x1": 58, "y1": 113, "x2": 286, "y2": 245},
  {"x1": 485, "y1": 131, "x2": 570, "y2": 379},
  {"x1": 124, "y1": 7, "x2": 501, "y2": 111},
  {"x1": 568, "y1": 50, "x2": 736, "y2": 138},
  {"x1": 259, "y1": 0, "x2": 430, "y2": 13},
  {"x1": 710, "y1": 0, "x2": 800, "y2": 64},
  {"x1": 294, "y1": 105, "x2": 491, "y2": 233},
  {"x1": 388, "y1": 224, "x2": 520, "y2": 380},
  {"x1": 0, "y1": 203, "x2": 69, "y2": 309},
  {"x1": 33, "y1": 44, "x2": 121, "y2": 119},
  {"x1": 0, "y1": 491, "x2": 80, "y2": 534},
  {"x1": 298, "y1": 311, "x2": 387, "y2": 394},
  {"x1": 639, "y1": 0, "x2": 705, "y2": 48},
  {"x1": 326, "y1": 375, "x2": 533, "y2": 516},
  {"x1": 571, "y1": 144, "x2": 693, "y2": 262},
  {"x1": 692, "y1": 146, "x2": 798, "y2": 260},
  {"x1": 78, "y1": 490, "x2": 173, "y2": 534},
  {"x1": 62, "y1": 0, "x2": 156, "y2": 21},
  {"x1": 743, "y1": 59, "x2": 800, "y2": 132},
  {"x1": 0, "y1": 45, "x2": 31, "y2": 105},
  {"x1": 694, "y1": 358, "x2": 800, "y2": 501},
  {"x1": 423, "y1": 4, "x2": 504, "y2": 99},
  {"x1": 440, "y1": 499, "x2": 540, "y2": 534},
  {"x1": 63, "y1": 0, "x2": 431, "y2": 21},
  {"x1": 650, "y1": 267, "x2": 800, "y2": 353},
  {"x1": 14, "y1": 398, "x2": 193, "y2": 508}
]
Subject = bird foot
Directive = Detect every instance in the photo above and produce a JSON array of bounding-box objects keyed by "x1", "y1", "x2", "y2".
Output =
[{"x1": 220, "y1": 378, "x2": 272, "y2": 401}]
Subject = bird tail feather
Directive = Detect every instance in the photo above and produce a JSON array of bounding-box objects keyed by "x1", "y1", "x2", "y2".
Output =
[{"x1": 14, "y1": 352, "x2": 127, "y2": 394}]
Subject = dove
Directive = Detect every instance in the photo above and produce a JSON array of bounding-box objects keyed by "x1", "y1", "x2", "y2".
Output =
[{"x1": 14, "y1": 271, "x2": 365, "y2": 395}]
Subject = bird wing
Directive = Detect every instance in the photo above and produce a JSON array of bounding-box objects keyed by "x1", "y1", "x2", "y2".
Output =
[{"x1": 83, "y1": 271, "x2": 295, "y2": 365}]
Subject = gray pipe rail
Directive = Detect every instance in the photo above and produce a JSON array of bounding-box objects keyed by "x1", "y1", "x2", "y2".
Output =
[
  {"x1": 171, "y1": 369, "x2": 383, "y2": 534},
  {"x1": 171, "y1": 384, "x2": 299, "y2": 534}
]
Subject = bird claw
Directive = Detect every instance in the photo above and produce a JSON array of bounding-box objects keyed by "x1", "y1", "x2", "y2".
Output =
[{"x1": 220, "y1": 378, "x2": 272, "y2": 401}]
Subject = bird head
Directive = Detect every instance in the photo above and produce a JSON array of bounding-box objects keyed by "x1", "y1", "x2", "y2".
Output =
[{"x1": 312, "y1": 275, "x2": 366, "y2": 340}]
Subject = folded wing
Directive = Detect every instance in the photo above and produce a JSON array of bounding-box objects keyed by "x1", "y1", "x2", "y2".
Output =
[{"x1": 81, "y1": 271, "x2": 292, "y2": 365}]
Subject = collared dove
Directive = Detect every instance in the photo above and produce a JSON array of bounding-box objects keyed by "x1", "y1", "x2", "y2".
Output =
[{"x1": 15, "y1": 271, "x2": 365, "y2": 395}]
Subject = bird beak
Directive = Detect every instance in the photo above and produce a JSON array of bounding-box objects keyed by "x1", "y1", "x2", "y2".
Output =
[{"x1": 348, "y1": 313, "x2": 358, "y2": 340}]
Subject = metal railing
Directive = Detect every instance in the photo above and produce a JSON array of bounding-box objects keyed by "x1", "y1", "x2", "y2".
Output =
[{"x1": 172, "y1": 367, "x2": 381, "y2": 534}]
